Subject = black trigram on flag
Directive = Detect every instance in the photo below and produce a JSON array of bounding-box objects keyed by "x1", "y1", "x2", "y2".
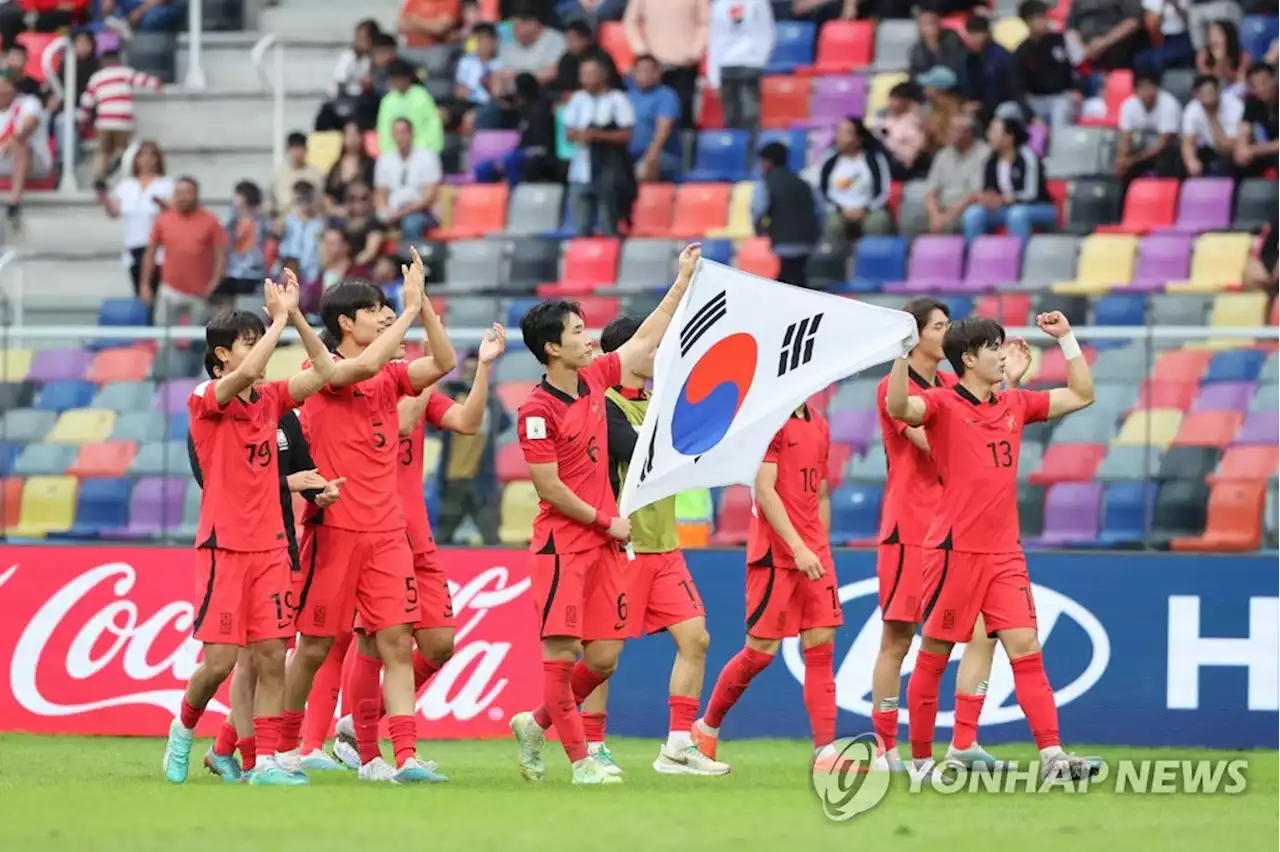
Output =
[
  {"x1": 777, "y1": 313, "x2": 823, "y2": 377},
  {"x1": 680, "y1": 290, "x2": 727, "y2": 357},
  {"x1": 637, "y1": 427, "x2": 657, "y2": 483}
]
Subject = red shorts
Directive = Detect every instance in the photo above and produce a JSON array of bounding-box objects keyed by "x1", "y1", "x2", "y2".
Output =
[
  {"x1": 627, "y1": 550, "x2": 703, "y2": 638},
  {"x1": 920, "y1": 549, "x2": 1037, "y2": 644},
  {"x1": 744, "y1": 559, "x2": 844, "y2": 641},
  {"x1": 193, "y1": 547, "x2": 294, "y2": 646},
  {"x1": 531, "y1": 543, "x2": 629, "y2": 641},
  {"x1": 293, "y1": 525, "x2": 416, "y2": 637},
  {"x1": 410, "y1": 549, "x2": 455, "y2": 631},
  {"x1": 876, "y1": 542, "x2": 925, "y2": 624}
]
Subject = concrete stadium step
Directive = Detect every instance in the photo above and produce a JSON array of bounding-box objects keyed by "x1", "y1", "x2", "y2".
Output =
[
  {"x1": 154, "y1": 148, "x2": 276, "y2": 197},
  {"x1": 7, "y1": 204, "x2": 125, "y2": 257},
  {"x1": 134, "y1": 91, "x2": 323, "y2": 151},
  {"x1": 261, "y1": 0, "x2": 402, "y2": 42},
  {"x1": 5, "y1": 255, "x2": 133, "y2": 310},
  {"x1": 178, "y1": 41, "x2": 347, "y2": 96}
]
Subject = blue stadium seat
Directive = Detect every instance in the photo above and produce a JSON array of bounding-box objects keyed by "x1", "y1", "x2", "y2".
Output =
[
  {"x1": 1092, "y1": 293, "x2": 1147, "y2": 326},
  {"x1": 1098, "y1": 481, "x2": 1157, "y2": 546},
  {"x1": 165, "y1": 411, "x2": 190, "y2": 441},
  {"x1": 0, "y1": 441, "x2": 18, "y2": 476},
  {"x1": 69, "y1": 476, "x2": 132, "y2": 537},
  {"x1": 506, "y1": 297, "x2": 540, "y2": 329},
  {"x1": 34, "y1": 380, "x2": 97, "y2": 413},
  {"x1": 754, "y1": 129, "x2": 808, "y2": 174},
  {"x1": 765, "y1": 20, "x2": 816, "y2": 72},
  {"x1": 91, "y1": 298, "x2": 149, "y2": 351},
  {"x1": 844, "y1": 236, "x2": 907, "y2": 293},
  {"x1": 1203, "y1": 349, "x2": 1267, "y2": 384},
  {"x1": 699, "y1": 240, "x2": 734, "y2": 265},
  {"x1": 937, "y1": 295, "x2": 974, "y2": 319},
  {"x1": 1240, "y1": 16, "x2": 1279, "y2": 65},
  {"x1": 829, "y1": 482, "x2": 882, "y2": 542},
  {"x1": 686, "y1": 130, "x2": 752, "y2": 182}
]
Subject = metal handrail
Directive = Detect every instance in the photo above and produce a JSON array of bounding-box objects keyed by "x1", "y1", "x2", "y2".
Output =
[
  {"x1": 41, "y1": 36, "x2": 77, "y2": 193},
  {"x1": 185, "y1": 0, "x2": 207, "y2": 90},
  {"x1": 0, "y1": 250, "x2": 24, "y2": 344},
  {"x1": 250, "y1": 33, "x2": 285, "y2": 173}
]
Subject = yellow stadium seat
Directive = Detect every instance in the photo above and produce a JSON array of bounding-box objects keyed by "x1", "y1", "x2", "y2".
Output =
[
  {"x1": 706, "y1": 182, "x2": 756, "y2": 239},
  {"x1": 306, "y1": 131, "x2": 343, "y2": 173},
  {"x1": 265, "y1": 346, "x2": 308, "y2": 381},
  {"x1": 1051, "y1": 235, "x2": 1138, "y2": 295},
  {"x1": 1114, "y1": 408, "x2": 1183, "y2": 449},
  {"x1": 46, "y1": 409, "x2": 117, "y2": 444},
  {"x1": 993, "y1": 16, "x2": 1030, "y2": 50},
  {"x1": 1165, "y1": 233, "x2": 1254, "y2": 293},
  {"x1": 864, "y1": 73, "x2": 907, "y2": 124},
  {"x1": 498, "y1": 481, "x2": 539, "y2": 545},
  {"x1": 14, "y1": 475, "x2": 77, "y2": 537},
  {"x1": 421, "y1": 437, "x2": 442, "y2": 478},
  {"x1": 1191, "y1": 291, "x2": 1272, "y2": 349},
  {"x1": 0, "y1": 348, "x2": 33, "y2": 381},
  {"x1": 434, "y1": 184, "x2": 456, "y2": 232}
]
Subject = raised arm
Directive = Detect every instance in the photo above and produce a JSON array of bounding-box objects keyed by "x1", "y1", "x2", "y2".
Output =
[
  {"x1": 612, "y1": 243, "x2": 700, "y2": 376},
  {"x1": 436, "y1": 324, "x2": 505, "y2": 434},
  {"x1": 283, "y1": 270, "x2": 336, "y2": 402},
  {"x1": 885, "y1": 338, "x2": 926, "y2": 427},
  {"x1": 212, "y1": 281, "x2": 290, "y2": 405},
  {"x1": 329, "y1": 254, "x2": 426, "y2": 389},
  {"x1": 1037, "y1": 311, "x2": 1095, "y2": 419},
  {"x1": 407, "y1": 300, "x2": 458, "y2": 392}
]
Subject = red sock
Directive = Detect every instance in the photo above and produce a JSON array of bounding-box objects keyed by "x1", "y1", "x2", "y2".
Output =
[
  {"x1": 953, "y1": 692, "x2": 986, "y2": 751},
  {"x1": 582, "y1": 712, "x2": 607, "y2": 744},
  {"x1": 872, "y1": 708, "x2": 899, "y2": 753},
  {"x1": 668, "y1": 695, "x2": 699, "y2": 733},
  {"x1": 351, "y1": 652, "x2": 384, "y2": 765},
  {"x1": 803, "y1": 643, "x2": 837, "y2": 750},
  {"x1": 387, "y1": 714, "x2": 418, "y2": 768},
  {"x1": 179, "y1": 698, "x2": 203, "y2": 731},
  {"x1": 301, "y1": 638, "x2": 349, "y2": 753},
  {"x1": 541, "y1": 659, "x2": 588, "y2": 763},
  {"x1": 213, "y1": 720, "x2": 238, "y2": 756},
  {"x1": 236, "y1": 736, "x2": 256, "y2": 771},
  {"x1": 1010, "y1": 652, "x2": 1060, "y2": 750},
  {"x1": 254, "y1": 715, "x2": 281, "y2": 758},
  {"x1": 531, "y1": 660, "x2": 610, "y2": 730},
  {"x1": 339, "y1": 640, "x2": 358, "y2": 719},
  {"x1": 412, "y1": 652, "x2": 441, "y2": 693},
  {"x1": 278, "y1": 709, "x2": 305, "y2": 753},
  {"x1": 907, "y1": 650, "x2": 949, "y2": 760},
  {"x1": 704, "y1": 647, "x2": 774, "y2": 729}
]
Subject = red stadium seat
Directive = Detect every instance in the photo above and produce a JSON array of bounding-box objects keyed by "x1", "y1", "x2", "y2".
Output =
[
  {"x1": 1078, "y1": 70, "x2": 1132, "y2": 128},
  {"x1": 1029, "y1": 443, "x2": 1106, "y2": 485},
  {"x1": 736, "y1": 237, "x2": 780, "y2": 279},
  {"x1": 709, "y1": 485, "x2": 753, "y2": 545},
  {"x1": 760, "y1": 76, "x2": 811, "y2": 129},
  {"x1": 16, "y1": 32, "x2": 59, "y2": 84},
  {"x1": 668, "y1": 183, "x2": 732, "y2": 238},
  {"x1": 1152, "y1": 350, "x2": 1211, "y2": 384},
  {"x1": 599, "y1": 22, "x2": 635, "y2": 72},
  {"x1": 86, "y1": 346, "x2": 153, "y2": 383},
  {"x1": 1095, "y1": 178, "x2": 1179, "y2": 235},
  {"x1": 886, "y1": 181, "x2": 904, "y2": 219},
  {"x1": 629, "y1": 183, "x2": 677, "y2": 237},
  {"x1": 976, "y1": 292, "x2": 1032, "y2": 326},
  {"x1": 828, "y1": 443, "x2": 852, "y2": 486},
  {"x1": 1210, "y1": 445, "x2": 1279, "y2": 484},
  {"x1": 698, "y1": 86, "x2": 725, "y2": 130},
  {"x1": 496, "y1": 441, "x2": 526, "y2": 483},
  {"x1": 1031, "y1": 344, "x2": 1095, "y2": 387},
  {"x1": 1171, "y1": 481, "x2": 1266, "y2": 552},
  {"x1": 798, "y1": 21, "x2": 874, "y2": 75},
  {"x1": 431, "y1": 185, "x2": 507, "y2": 240},
  {"x1": 1171, "y1": 411, "x2": 1245, "y2": 448},
  {"x1": 1047, "y1": 179, "x2": 1068, "y2": 225},
  {"x1": 1135, "y1": 380, "x2": 1198, "y2": 412},
  {"x1": 68, "y1": 442, "x2": 137, "y2": 478},
  {"x1": 572, "y1": 295, "x2": 620, "y2": 327},
  {"x1": 0, "y1": 477, "x2": 21, "y2": 534},
  {"x1": 562, "y1": 239, "x2": 620, "y2": 290}
]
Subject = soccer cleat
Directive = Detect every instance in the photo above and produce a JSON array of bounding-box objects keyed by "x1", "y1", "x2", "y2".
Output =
[
  {"x1": 945, "y1": 743, "x2": 1006, "y2": 771},
  {"x1": 275, "y1": 747, "x2": 302, "y2": 774},
  {"x1": 300, "y1": 749, "x2": 344, "y2": 771},
  {"x1": 247, "y1": 757, "x2": 309, "y2": 786},
  {"x1": 1042, "y1": 751, "x2": 1104, "y2": 785},
  {"x1": 203, "y1": 746, "x2": 243, "y2": 783},
  {"x1": 572, "y1": 755, "x2": 624, "y2": 785},
  {"x1": 690, "y1": 718, "x2": 719, "y2": 760},
  {"x1": 162, "y1": 719, "x2": 195, "y2": 784},
  {"x1": 872, "y1": 750, "x2": 908, "y2": 772},
  {"x1": 332, "y1": 715, "x2": 360, "y2": 770},
  {"x1": 393, "y1": 756, "x2": 450, "y2": 784},
  {"x1": 589, "y1": 743, "x2": 624, "y2": 777},
  {"x1": 813, "y1": 746, "x2": 858, "y2": 775},
  {"x1": 358, "y1": 757, "x2": 398, "y2": 782},
  {"x1": 510, "y1": 711, "x2": 546, "y2": 782},
  {"x1": 653, "y1": 743, "x2": 731, "y2": 776}
]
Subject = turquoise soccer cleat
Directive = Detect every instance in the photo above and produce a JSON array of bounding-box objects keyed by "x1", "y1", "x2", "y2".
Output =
[
  {"x1": 393, "y1": 757, "x2": 450, "y2": 784},
  {"x1": 162, "y1": 719, "x2": 195, "y2": 784},
  {"x1": 203, "y1": 746, "x2": 243, "y2": 783},
  {"x1": 247, "y1": 758, "x2": 310, "y2": 786}
]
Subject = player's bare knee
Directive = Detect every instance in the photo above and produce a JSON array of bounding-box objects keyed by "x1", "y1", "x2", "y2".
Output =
[
  {"x1": 800, "y1": 627, "x2": 835, "y2": 649},
  {"x1": 203, "y1": 644, "x2": 239, "y2": 681},
  {"x1": 998, "y1": 628, "x2": 1041, "y2": 659},
  {"x1": 542, "y1": 636, "x2": 581, "y2": 662},
  {"x1": 375, "y1": 625, "x2": 414, "y2": 666},
  {"x1": 295, "y1": 635, "x2": 333, "y2": 671},
  {"x1": 674, "y1": 622, "x2": 711, "y2": 660},
  {"x1": 417, "y1": 631, "x2": 455, "y2": 668},
  {"x1": 745, "y1": 634, "x2": 780, "y2": 656},
  {"x1": 583, "y1": 639, "x2": 623, "y2": 677},
  {"x1": 251, "y1": 639, "x2": 287, "y2": 679},
  {"x1": 921, "y1": 635, "x2": 954, "y2": 656},
  {"x1": 879, "y1": 622, "x2": 913, "y2": 659},
  {"x1": 356, "y1": 631, "x2": 380, "y2": 658},
  {"x1": 234, "y1": 647, "x2": 257, "y2": 678}
]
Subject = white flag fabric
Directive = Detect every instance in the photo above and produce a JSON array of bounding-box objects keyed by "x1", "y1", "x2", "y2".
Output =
[{"x1": 618, "y1": 259, "x2": 917, "y2": 517}]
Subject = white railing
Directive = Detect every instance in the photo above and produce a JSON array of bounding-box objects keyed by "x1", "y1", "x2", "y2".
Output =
[
  {"x1": 41, "y1": 36, "x2": 78, "y2": 193},
  {"x1": 0, "y1": 250, "x2": 21, "y2": 331},
  {"x1": 184, "y1": 0, "x2": 207, "y2": 90},
  {"x1": 251, "y1": 33, "x2": 286, "y2": 173}
]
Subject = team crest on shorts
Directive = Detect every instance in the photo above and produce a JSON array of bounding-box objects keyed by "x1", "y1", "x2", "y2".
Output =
[
  {"x1": 219, "y1": 613, "x2": 233, "y2": 635},
  {"x1": 942, "y1": 609, "x2": 955, "y2": 630},
  {"x1": 565, "y1": 605, "x2": 578, "y2": 628},
  {"x1": 314, "y1": 606, "x2": 327, "y2": 627}
]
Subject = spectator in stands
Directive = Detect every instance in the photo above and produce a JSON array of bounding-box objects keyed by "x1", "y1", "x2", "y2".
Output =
[
  {"x1": 323, "y1": 120, "x2": 376, "y2": 218},
  {"x1": 1066, "y1": 0, "x2": 1147, "y2": 72},
  {"x1": 623, "y1": 0, "x2": 708, "y2": 128},
  {"x1": 141, "y1": 176, "x2": 227, "y2": 328},
  {"x1": 99, "y1": 0, "x2": 185, "y2": 33},
  {"x1": 1243, "y1": 215, "x2": 1278, "y2": 306},
  {"x1": 398, "y1": 0, "x2": 464, "y2": 74},
  {"x1": 472, "y1": 72, "x2": 559, "y2": 185},
  {"x1": 359, "y1": 32, "x2": 401, "y2": 130},
  {"x1": 271, "y1": 131, "x2": 324, "y2": 230},
  {"x1": 916, "y1": 65, "x2": 964, "y2": 155},
  {"x1": 333, "y1": 180, "x2": 385, "y2": 268},
  {"x1": 319, "y1": 227, "x2": 369, "y2": 290},
  {"x1": 818, "y1": 116, "x2": 894, "y2": 245},
  {"x1": 102, "y1": 139, "x2": 171, "y2": 303},
  {"x1": 753, "y1": 141, "x2": 819, "y2": 289},
  {"x1": 1135, "y1": 0, "x2": 1195, "y2": 73},
  {"x1": 1197, "y1": 19, "x2": 1249, "y2": 96},
  {"x1": 436, "y1": 347, "x2": 508, "y2": 545},
  {"x1": 909, "y1": 8, "x2": 967, "y2": 81},
  {"x1": 316, "y1": 18, "x2": 382, "y2": 133},
  {"x1": 874, "y1": 83, "x2": 929, "y2": 180},
  {"x1": 554, "y1": 19, "x2": 619, "y2": 98},
  {"x1": 78, "y1": 49, "x2": 161, "y2": 191},
  {"x1": 0, "y1": 70, "x2": 50, "y2": 227},
  {"x1": 1181, "y1": 73, "x2": 1244, "y2": 176},
  {"x1": 962, "y1": 16, "x2": 1029, "y2": 127},
  {"x1": 217, "y1": 180, "x2": 269, "y2": 304},
  {"x1": 1116, "y1": 68, "x2": 1183, "y2": 184},
  {"x1": 905, "y1": 114, "x2": 988, "y2": 238},
  {"x1": 6, "y1": 43, "x2": 43, "y2": 98},
  {"x1": 1016, "y1": 0, "x2": 1080, "y2": 128},
  {"x1": 279, "y1": 181, "x2": 325, "y2": 286},
  {"x1": 563, "y1": 54, "x2": 636, "y2": 237},
  {"x1": 706, "y1": 0, "x2": 774, "y2": 131},
  {"x1": 493, "y1": 8, "x2": 567, "y2": 96},
  {"x1": 962, "y1": 116, "x2": 1055, "y2": 243},
  {"x1": 1235, "y1": 62, "x2": 1279, "y2": 176},
  {"x1": 374, "y1": 116, "x2": 443, "y2": 243},
  {"x1": 449, "y1": 20, "x2": 502, "y2": 132},
  {"x1": 627, "y1": 53, "x2": 681, "y2": 182},
  {"x1": 371, "y1": 253, "x2": 404, "y2": 309},
  {"x1": 377, "y1": 58, "x2": 445, "y2": 155},
  {"x1": 1188, "y1": 0, "x2": 1243, "y2": 54}
]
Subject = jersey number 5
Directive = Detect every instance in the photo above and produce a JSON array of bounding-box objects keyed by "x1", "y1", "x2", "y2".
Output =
[
  {"x1": 986, "y1": 440, "x2": 1013, "y2": 468},
  {"x1": 244, "y1": 440, "x2": 272, "y2": 468}
]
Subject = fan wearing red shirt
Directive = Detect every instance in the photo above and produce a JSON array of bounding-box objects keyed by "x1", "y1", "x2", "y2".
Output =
[
  {"x1": 887, "y1": 313, "x2": 1101, "y2": 783},
  {"x1": 870, "y1": 298, "x2": 1031, "y2": 771},
  {"x1": 692, "y1": 405, "x2": 845, "y2": 771},
  {"x1": 277, "y1": 249, "x2": 459, "y2": 785},
  {"x1": 507, "y1": 244, "x2": 701, "y2": 786},
  {"x1": 162, "y1": 274, "x2": 335, "y2": 787}
]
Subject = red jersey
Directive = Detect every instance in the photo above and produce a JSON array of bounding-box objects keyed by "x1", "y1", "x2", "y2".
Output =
[
  {"x1": 747, "y1": 406, "x2": 832, "y2": 569},
  {"x1": 517, "y1": 352, "x2": 622, "y2": 554},
  {"x1": 189, "y1": 379, "x2": 297, "y2": 552},
  {"x1": 399, "y1": 391, "x2": 457, "y2": 554},
  {"x1": 876, "y1": 368, "x2": 956, "y2": 545},
  {"x1": 919, "y1": 385, "x2": 1051, "y2": 553},
  {"x1": 301, "y1": 359, "x2": 416, "y2": 532}
]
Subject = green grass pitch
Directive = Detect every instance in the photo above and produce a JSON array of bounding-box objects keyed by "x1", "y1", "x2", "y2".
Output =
[{"x1": 0, "y1": 735, "x2": 1275, "y2": 851}]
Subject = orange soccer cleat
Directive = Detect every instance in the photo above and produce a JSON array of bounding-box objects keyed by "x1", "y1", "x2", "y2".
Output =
[{"x1": 690, "y1": 720, "x2": 719, "y2": 761}]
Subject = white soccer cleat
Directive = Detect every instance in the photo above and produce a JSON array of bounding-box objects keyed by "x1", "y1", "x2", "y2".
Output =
[
  {"x1": 1041, "y1": 750, "x2": 1103, "y2": 785},
  {"x1": 572, "y1": 755, "x2": 624, "y2": 785},
  {"x1": 300, "y1": 748, "x2": 344, "y2": 771},
  {"x1": 509, "y1": 711, "x2": 546, "y2": 782},
  {"x1": 652, "y1": 743, "x2": 731, "y2": 776},
  {"x1": 276, "y1": 747, "x2": 302, "y2": 774},
  {"x1": 358, "y1": 757, "x2": 397, "y2": 783},
  {"x1": 332, "y1": 715, "x2": 360, "y2": 770},
  {"x1": 588, "y1": 742, "x2": 624, "y2": 777},
  {"x1": 872, "y1": 749, "x2": 908, "y2": 772}
]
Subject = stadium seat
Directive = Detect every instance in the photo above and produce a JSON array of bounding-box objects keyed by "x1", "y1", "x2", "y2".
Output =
[
  {"x1": 87, "y1": 346, "x2": 153, "y2": 383},
  {"x1": 807, "y1": 75, "x2": 867, "y2": 125},
  {"x1": 1151, "y1": 478, "x2": 1210, "y2": 544},
  {"x1": 1098, "y1": 481, "x2": 1158, "y2": 546},
  {"x1": 1078, "y1": 69, "x2": 1132, "y2": 128},
  {"x1": 0, "y1": 441, "x2": 18, "y2": 477},
  {"x1": 413, "y1": 240, "x2": 448, "y2": 283},
  {"x1": 1052, "y1": 234, "x2": 1138, "y2": 295},
  {"x1": 14, "y1": 475, "x2": 77, "y2": 537},
  {"x1": 1203, "y1": 348, "x2": 1267, "y2": 383},
  {"x1": 1026, "y1": 482, "x2": 1103, "y2": 547},
  {"x1": 976, "y1": 292, "x2": 1032, "y2": 327},
  {"x1": 698, "y1": 85, "x2": 725, "y2": 129},
  {"x1": 1017, "y1": 483, "x2": 1046, "y2": 538},
  {"x1": 845, "y1": 236, "x2": 907, "y2": 292},
  {"x1": 1172, "y1": 411, "x2": 1244, "y2": 448},
  {"x1": 506, "y1": 184, "x2": 565, "y2": 237},
  {"x1": 1158, "y1": 445, "x2": 1221, "y2": 482},
  {"x1": 765, "y1": 20, "x2": 816, "y2": 72},
  {"x1": 34, "y1": 380, "x2": 96, "y2": 413},
  {"x1": 17, "y1": 31, "x2": 58, "y2": 83},
  {"x1": 1135, "y1": 380, "x2": 1197, "y2": 412},
  {"x1": 495, "y1": 440, "x2": 525, "y2": 483},
  {"x1": 1250, "y1": 383, "x2": 1279, "y2": 412},
  {"x1": 870, "y1": 19, "x2": 915, "y2": 70},
  {"x1": 807, "y1": 239, "x2": 851, "y2": 289},
  {"x1": 1236, "y1": 410, "x2": 1278, "y2": 445},
  {"x1": 710, "y1": 485, "x2": 753, "y2": 545},
  {"x1": 305, "y1": 131, "x2": 343, "y2": 172},
  {"x1": 736, "y1": 237, "x2": 780, "y2": 280},
  {"x1": 432, "y1": 185, "x2": 507, "y2": 240},
  {"x1": 993, "y1": 15, "x2": 1029, "y2": 49},
  {"x1": 1095, "y1": 444, "x2": 1163, "y2": 481},
  {"x1": 1114, "y1": 408, "x2": 1182, "y2": 448},
  {"x1": 830, "y1": 482, "x2": 882, "y2": 545},
  {"x1": 760, "y1": 76, "x2": 811, "y2": 129},
  {"x1": 687, "y1": 130, "x2": 751, "y2": 182},
  {"x1": 156, "y1": 379, "x2": 199, "y2": 413},
  {"x1": 0, "y1": 380, "x2": 35, "y2": 410},
  {"x1": 1021, "y1": 235, "x2": 1081, "y2": 288},
  {"x1": 465, "y1": 131, "x2": 520, "y2": 179},
  {"x1": 1131, "y1": 233, "x2": 1192, "y2": 289},
  {"x1": 0, "y1": 348, "x2": 33, "y2": 381},
  {"x1": 13, "y1": 442, "x2": 77, "y2": 476},
  {"x1": 1095, "y1": 178, "x2": 1178, "y2": 235},
  {"x1": 507, "y1": 238, "x2": 561, "y2": 290},
  {"x1": 68, "y1": 441, "x2": 138, "y2": 478},
  {"x1": 1239, "y1": 14, "x2": 1279, "y2": 61},
  {"x1": 1202, "y1": 292, "x2": 1269, "y2": 347},
  {"x1": 27, "y1": 348, "x2": 92, "y2": 382},
  {"x1": 498, "y1": 481, "x2": 539, "y2": 545},
  {"x1": 1165, "y1": 178, "x2": 1234, "y2": 234},
  {"x1": 1, "y1": 407, "x2": 55, "y2": 442},
  {"x1": 1153, "y1": 349, "x2": 1211, "y2": 384},
  {"x1": 1062, "y1": 177, "x2": 1123, "y2": 234},
  {"x1": 70, "y1": 476, "x2": 132, "y2": 537},
  {"x1": 443, "y1": 239, "x2": 505, "y2": 292},
  {"x1": 1211, "y1": 445, "x2": 1279, "y2": 484},
  {"x1": 540, "y1": 238, "x2": 620, "y2": 296},
  {"x1": 97, "y1": 297, "x2": 149, "y2": 327},
  {"x1": 616, "y1": 238, "x2": 677, "y2": 288},
  {"x1": 886, "y1": 235, "x2": 965, "y2": 291},
  {"x1": 798, "y1": 20, "x2": 874, "y2": 74},
  {"x1": 1028, "y1": 443, "x2": 1106, "y2": 485},
  {"x1": 699, "y1": 240, "x2": 734, "y2": 265},
  {"x1": 1046, "y1": 128, "x2": 1111, "y2": 178},
  {"x1": 629, "y1": 183, "x2": 678, "y2": 238},
  {"x1": 166, "y1": 412, "x2": 191, "y2": 442},
  {"x1": 706, "y1": 182, "x2": 755, "y2": 239},
  {"x1": 1092, "y1": 293, "x2": 1147, "y2": 327},
  {"x1": 668, "y1": 184, "x2": 733, "y2": 238},
  {"x1": 1166, "y1": 233, "x2": 1255, "y2": 293},
  {"x1": 845, "y1": 445, "x2": 887, "y2": 481},
  {"x1": 129, "y1": 441, "x2": 189, "y2": 477},
  {"x1": 1269, "y1": 479, "x2": 1279, "y2": 549},
  {"x1": 1233, "y1": 178, "x2": 1278, "y2": 231},
  {"x1": 1171, "y1": 480, "x2": 1266, "y2": 552},
  {"x1": 0, "y1": 476, "x2": 20, "y2": 534},
  {"x1": 753, "y1": 130, "x2": 808, "y2": 175},
  {"x1": 125, "y1": 476, "x2": 188, "y2": 537},
  {"x1": 1149, "y1": 294, "x2": 1210, "y2": 328}
]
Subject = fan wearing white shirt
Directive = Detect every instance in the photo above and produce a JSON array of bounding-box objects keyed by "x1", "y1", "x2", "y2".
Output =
[
  {"x1": 0, "y1": 72, "x2": 51, "y2": 229},
  {"x1": 1181, "y1": 74, "x2": 1245, "y2": 177},
  {"x1": 373, "y1": 117, "x2": 443, "y2": 243},
  {"x1": 563, "y1": 56, "x2": 636, "y2": 238},
  {"x1": 706, "y1": 0, "x2": 775, "y2": 131},
  {"x1": 1115, "y1": 69, "x2": 1183, "y2": 183},
  {"x1": 1133, "y1": 0, "x2": 1195, "y2": 74}
]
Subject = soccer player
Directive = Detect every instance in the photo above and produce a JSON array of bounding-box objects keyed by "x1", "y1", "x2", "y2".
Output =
[
  {"x1": 509, "y1": 243, "x2": 701, "y2": 786},
  {"x1": 575, "y1": 315, "x2": 729, "y2": 777},
  {"x1": 691, "y1": 400, "x2": 844, "y2": 770},
  {"x1": 871, "y1": 298, "x2": 1031, "y2": 771},
  {"x1": 886, "y1": 312, "x2": 1099, "y2": 781},
  {"x1": 277, "y1": 250, "x2": 459, "y2": 784},
  {"x1": 162, "y1": 274, "x2": 336, "y2": 786}
]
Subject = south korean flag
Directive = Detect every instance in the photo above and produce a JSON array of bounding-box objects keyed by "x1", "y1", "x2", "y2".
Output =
[{"x1": 618, "y1": 258, "x2": 917, "y2": 516}]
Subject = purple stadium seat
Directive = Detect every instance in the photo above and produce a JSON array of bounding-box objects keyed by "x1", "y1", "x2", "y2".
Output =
[
  {"x1": 827, "y1": 409, "x2": 878, "y2": 453},
  {"x1": 124, "y1": 476, "x2": 187, "y2": 538},
  {"x1": 1162, "y1": 178, "x2": 1234, "y2": 234},
  {"x1": 1233, "y1": 411, "x2": 1278, "y2": 445},
  {"x1": 1025, "y1": 482, "x2": 1103, "y2": 547},
  {"x1": 466, "y1": 131, "x2": 520, "y2": 178},
  {"x1": 1192, "y1": 381, "x2": 1255, "y2": 412},
  {"x1": 26, "y1": 348, "x2": 92, "y2": 382},
  {"x1": 1027, "y1": 122, "x2": 1048, "y2": 157},
  {"x1": 156, "y1": 379, "x2": 199, "y2": 413},
  {"x1": 797, "y1": 76, "x2": 866, "y2": 128},
  {"x1": 962, "y1": 236, "x2": 1023, "y2": 291},
  {"x1": 808, "y1": 127, "x2": 835, "y2": 165},
  {"x1": 1130, "y1": 233, "x2": 1192, "y2": 292},
  {"x1": 883, "y1": 235, "x2": 966, "y2": 293}
]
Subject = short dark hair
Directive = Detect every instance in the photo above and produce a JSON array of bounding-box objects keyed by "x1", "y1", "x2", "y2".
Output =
[
  {"x1": 889, "y1": 82, "x2": 918, "y2": 102},
  {"x1": 600, "y1": 315, "x2": 641, "y2": 354},
  {"x1": 633, "y1": 52, "x2": 659, "y2": 67},
  {"x1": 965, "y1": 15, "x2": 990, "y2": 34},
  {"x1": 320, "y1": 279, "x2": 387, "y2": 340},
  {"x1": 233, "y1": 180, "x2": 263, "y2": 208},
  {"x1": 514, "y1": 71, "x2": 540, "y2": 100},
  {"x1": 319, "y1": 328, "x2": 339, "y2": 351},
  {"x1": 1247, "y1": 61, "x2": 1276, "y2": 78},
  {"x1": 999, "y1": 116, "x2": 1028, "y2": 148},
  {"x1": 389, "y1": 58, "x2": 418, "y2": 79},
  {"x1": 287, "y1": 131, "x2": 308, "y2": 149},
  {"x1": 759, "y1": 141, "x2": 790, "y2": 168},
  {"x1": 473, "y1": 22, "x2": 497, "y2": 38},
  {"x1": 902, "y1": 297, "x2": 950, "y2": 334},
  {"x1": 943, "y1": 317, "x2": 1005, "y2": 377},
  {"x1": 565, "y1": 20, "x2": 593, "y2": 38},
  {"x1": 1134, "y1": 68, "x2": 1162, "y2": 89},
  {"x1": 292, "y1": 180, "x2": 315, "y2": 203},
  {"x1": 373, "y1": 32, "x2": 398, "y2": 49},
  {"x1": 521, "y1": 299, "x2": 582, "y2": 365},
  {"x1": 393, "y1": 116, "x2": 414, "y2": 134},
  {"x1": 1193, "y1": 73, "x2": 1220, "y2": 91},
  {"x1": 177, "y1": 175, "x2": 200, "y2": 192},
  {"x1": 1017, "y1": 0, "x2": 1047, "y2": 21},
  {"x1": 204, "y1": 310, "x2": 266, "y2": 379},
  {"x1": 355, "y1": 18, "x2": 381, "y2": 38}
]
